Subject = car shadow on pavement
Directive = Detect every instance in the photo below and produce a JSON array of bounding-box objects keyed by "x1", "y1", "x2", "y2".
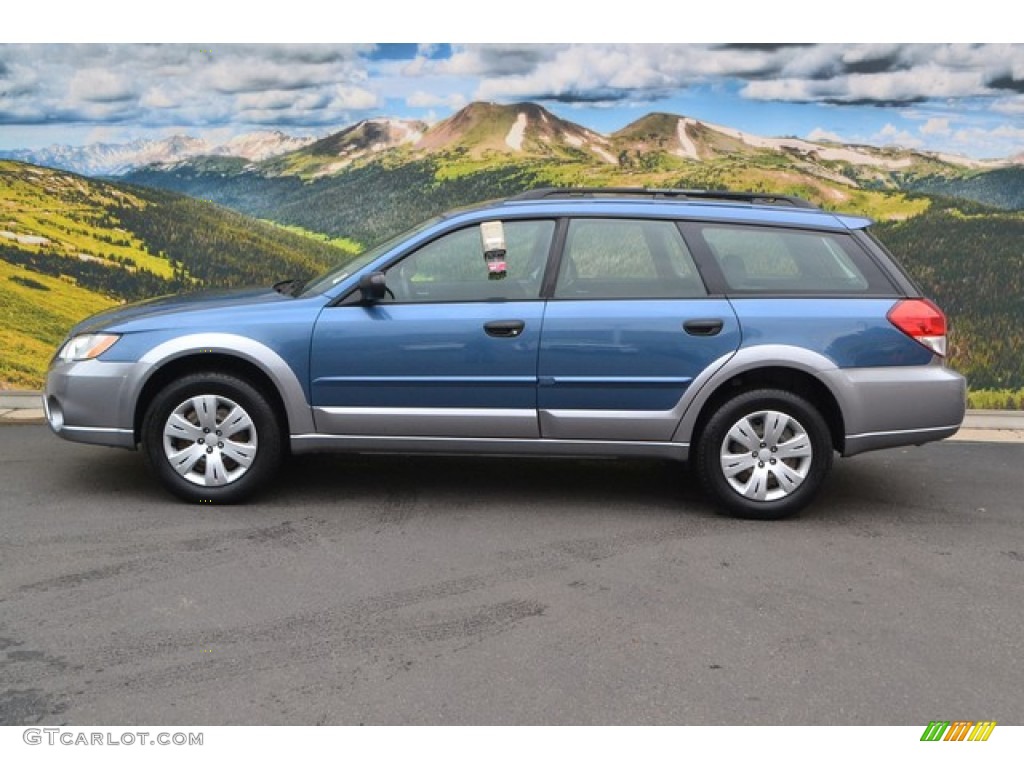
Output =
[
  {"x1": 45, "y1": 433, "x2": 957, "y2": 524},
  {"x1": 271, "y1": 453, "x2": 716, "y2": 516},
  {"x1": 58, "y1": 447, "x2": 725, "y2": 520}
]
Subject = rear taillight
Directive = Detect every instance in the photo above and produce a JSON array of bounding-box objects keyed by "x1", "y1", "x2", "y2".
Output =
[{"x1": 887, "y1": 299, "x2": 947, "y2": 357}]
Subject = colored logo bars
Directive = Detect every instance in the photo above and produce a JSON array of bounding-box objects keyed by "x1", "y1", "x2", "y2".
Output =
[{"x1": 920, "y1": 721, "x2": 997, "y2": 742}]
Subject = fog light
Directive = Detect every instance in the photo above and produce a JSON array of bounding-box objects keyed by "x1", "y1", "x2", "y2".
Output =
[{"x1": 46, "y1": 396, "x2": 63, "y2": 431}]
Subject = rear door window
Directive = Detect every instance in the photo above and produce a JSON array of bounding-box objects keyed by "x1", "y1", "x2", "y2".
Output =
[{"x1": 554, "y1": 218, "x2": 707, "y2": 299}]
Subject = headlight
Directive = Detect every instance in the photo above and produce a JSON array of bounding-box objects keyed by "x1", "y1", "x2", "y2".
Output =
[{"x1": 57, "y1": 333, "x2": 121, "y2": 362}]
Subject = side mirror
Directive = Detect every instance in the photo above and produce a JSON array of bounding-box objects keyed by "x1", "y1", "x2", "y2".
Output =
[{"x1": 358, "y1": 271, "x2": 388, "y2": 303}]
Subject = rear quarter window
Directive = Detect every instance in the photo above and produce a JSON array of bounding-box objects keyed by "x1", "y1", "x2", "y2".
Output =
[{"x1": 692, "y1": 223, "x2": 896, "y2": 295}]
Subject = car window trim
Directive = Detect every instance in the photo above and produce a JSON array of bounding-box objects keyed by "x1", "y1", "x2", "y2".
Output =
[
  {"x1": 855, "y1": 229, "x2": 921, "y2": 297},
  {"x1": 539, "y1": 218, "x2": 568, "y2": 299}
]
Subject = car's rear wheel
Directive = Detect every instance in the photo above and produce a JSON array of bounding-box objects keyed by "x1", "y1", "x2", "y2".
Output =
[
  {"x1": 696, "y1": 388, "x2": 833, "y2": 520},
  {"x1": 142, "y1": 372, "x2": 282, "y2": 503}
]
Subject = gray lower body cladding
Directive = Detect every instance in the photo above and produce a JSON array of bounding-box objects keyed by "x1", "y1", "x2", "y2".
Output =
[
  {"x1": 821, "y1": 364, "x2": 966, "y2": 456},
  {"x1": 46, "y1": 355, "x2": 966, "y2": 462}
]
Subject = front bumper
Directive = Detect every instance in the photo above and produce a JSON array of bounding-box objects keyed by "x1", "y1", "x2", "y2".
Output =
[{"x1": 45, "y1": 359, "x2": 138, "y2": 449}]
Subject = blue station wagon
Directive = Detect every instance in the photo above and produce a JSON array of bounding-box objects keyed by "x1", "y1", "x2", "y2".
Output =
[{"x1": 45, "y1": 188, "x2": 967, "y2": 518}]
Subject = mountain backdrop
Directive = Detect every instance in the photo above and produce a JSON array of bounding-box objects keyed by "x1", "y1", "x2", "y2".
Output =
[{"x1": 2, "y1": 101, "x2": 1023, "y2": 399}]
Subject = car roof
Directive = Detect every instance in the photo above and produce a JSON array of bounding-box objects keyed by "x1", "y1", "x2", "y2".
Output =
[{"x1": 446, "y1": 189, "x2": 873, "y2": 232}]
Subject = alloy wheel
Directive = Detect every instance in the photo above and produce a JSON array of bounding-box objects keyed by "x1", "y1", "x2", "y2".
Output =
[
  {"x1": 718, "y1": 409, "x2": 813, "y2": 502},
  {"x1": 162, "y1": 394, "x2": 258, "y2": 487}
]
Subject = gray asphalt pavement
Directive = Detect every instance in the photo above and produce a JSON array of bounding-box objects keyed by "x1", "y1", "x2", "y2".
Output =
[{"x1": 1, "y1": 423, "x2": 1022, "y2": 725}]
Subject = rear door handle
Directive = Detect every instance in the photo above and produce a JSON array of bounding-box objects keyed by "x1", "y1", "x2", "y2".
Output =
[
  {"x1": 684, "y1": 319, "x2": 724, "y2": 337},
  {"x1": 484, "y1": 320, "x2": 526, "y2": 338}
]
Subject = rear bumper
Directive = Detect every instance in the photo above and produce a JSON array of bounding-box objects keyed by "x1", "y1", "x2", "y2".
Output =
[
  {"x1": 44, "y1": 359, "x2": 137, "y2": 449},
  {"x1": 842, "y1": 423, "x2": 962, "y2": 455},
  {"x1": 824, "y1": 364, "x2": 967, "y2": 456}
]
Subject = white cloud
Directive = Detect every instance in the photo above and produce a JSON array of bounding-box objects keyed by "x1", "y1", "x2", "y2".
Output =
[
  {"x1": 328, "y1": 85, "x2": 379, "y2": 111},
  {"x1": 203, "y1": 57, "x2": 360, "y2": 95},
  {"x1": 950, "y1": 124, "x2": 1024, "y2": 157},
  {"x1": 407, "y1": 90, "x2": 466, "y2": 110},
  {"x1": 236, "y1": 90, "x2": 307, "y2": 111},
  {"x1": 411, "y1": 44, "x2": 1024, "y2": 109},
  {"x1": 743, "y1": 66, "x2": 990, "y2": 105},
  {"x1": 140, "y1": 86, "x2": 181, "y2": 110},
  {"x1": 3, "y1": 43, "x2": 1024, "y2": 160},
  {"x1": 473, "y1": 45, "x2": 674, "y2": 102},
  {"x1": 992, "y1": 124, "x2": 1024, "y2": 141},
  {"x1": 920, "y1": 118, "x2": 951, "y2": 136},
  {"x1": 68, "y1": 68, "x2": 137, "y2": 103},
  {"x1": 740, "y1": 79, "x2": 817, "y2": 102},
  {"x1": 0, "y1": 44, "x2": 386, "y2": 131},
  {"x1": 436, "y1": 45, "x2": 563, "y2": 79},
  {"x1": 873, "y1": 123, "x2": 923, "y2": 148},
  {"x1": 83, "y1": 125, "x2": 126, "y2": 144},
  {"x1": 991, "y1": 96, "x2": 1024, "y2": 115}
]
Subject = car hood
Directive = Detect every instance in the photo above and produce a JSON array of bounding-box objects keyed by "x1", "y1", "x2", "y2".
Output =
[{"x1": 70, "y1": 287, "x2": 291, "y2": 336}]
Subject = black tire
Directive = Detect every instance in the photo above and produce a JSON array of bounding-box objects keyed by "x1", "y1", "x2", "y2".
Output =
[
  {"x1": 695, "y1": 388, "x2": 833, "y2": 520},
  {"x1": 141, "y1": 372, "x2": 283, "y2": 504}
]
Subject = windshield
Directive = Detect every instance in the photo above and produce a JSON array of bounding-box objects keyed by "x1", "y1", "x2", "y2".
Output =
[{"x1": 299, "y1": 217, "x2": 443, "y2": 297}]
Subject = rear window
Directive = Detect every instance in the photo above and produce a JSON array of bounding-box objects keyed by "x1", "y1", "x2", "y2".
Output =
[{"x1": 694, "y1": 224, "x2": 894, "y2": 295}]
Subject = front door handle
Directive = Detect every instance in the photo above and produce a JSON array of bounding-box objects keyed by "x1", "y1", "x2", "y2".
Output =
[
  {"x1": 484, "y1": 320, "x2": 526, "y2": 338},
  {"x1": 684, "y1": 319, "x2": 724, "y2": 337}
]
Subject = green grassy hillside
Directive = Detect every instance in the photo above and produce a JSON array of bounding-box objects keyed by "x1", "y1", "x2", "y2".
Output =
[
  {"x1": 0, "y1": 160, "x2": 352, "y2": 388},
  {"x1": 0, "y1": 259, "x2": 117, "y2": 387},
  {"x1": 908, "y1": 166, "x2": 1024, "y2": 210},
  {"x1": 875, "y1": 199, "x2": 1024, "y2": 389}
]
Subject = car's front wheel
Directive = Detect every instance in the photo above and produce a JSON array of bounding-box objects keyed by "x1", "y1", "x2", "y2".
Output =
[
  {"x1": 696, "y1": 388, "x2": 833, "y2": 520},
  {"x1": 142, "y1": 372, "x2": 282, "y2": 503}
]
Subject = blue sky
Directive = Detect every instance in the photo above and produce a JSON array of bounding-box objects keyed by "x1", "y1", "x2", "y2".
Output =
[{"x1": 2, "y1": 42, "x2": 1023, "y2": 159}]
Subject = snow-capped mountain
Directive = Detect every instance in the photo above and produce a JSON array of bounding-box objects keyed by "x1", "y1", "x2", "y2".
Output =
[
  {"x1": 0, "y1": 131, "x2": 315, "y2": 176},
  {"x1": 5, "y1": 101, "x2": 1016, "y2": 195},
  {"x1": 272, "y1": 118, "x2": 428, "y2": 176},
  {"x1": 0, "y1": 136, "x2": 207, "y2": 176},
  {"x1": 270, "y1": 103, "x2": 1010, "y2": 180},
  {"x1": 209, "y1": 131, "x2": 316, "y2": 162},
  {"x1": 414, "y1": 102, "x2": 616, "y2": 163}
]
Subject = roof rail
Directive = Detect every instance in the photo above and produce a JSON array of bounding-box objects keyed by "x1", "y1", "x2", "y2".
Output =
[{"x1": 510, "y1": 187, "x2": 820, "y2": 210}]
